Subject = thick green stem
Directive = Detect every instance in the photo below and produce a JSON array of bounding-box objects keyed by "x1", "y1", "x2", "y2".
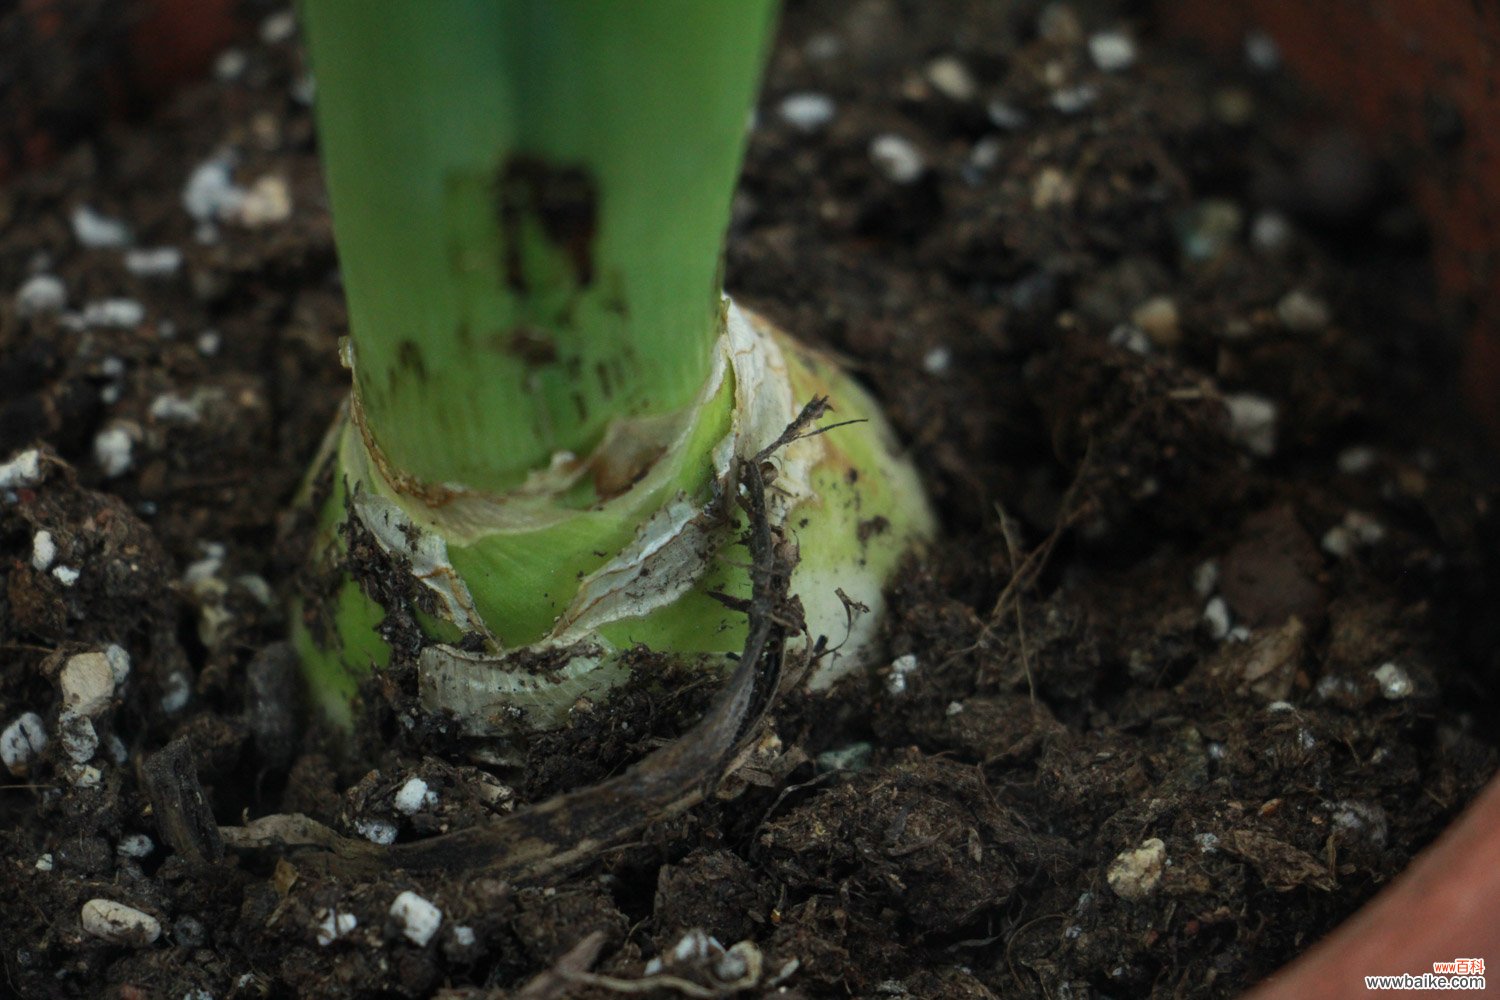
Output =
[
  {"x1": 301, "y1": 0, "x2": 777, "y2": 493},
  {"x1": 295, "y1": 1, "x2": 937, "y2": 733}
]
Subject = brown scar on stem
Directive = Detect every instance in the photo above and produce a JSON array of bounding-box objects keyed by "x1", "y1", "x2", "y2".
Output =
[
  {"x1": 499, "y1": 325, "x2": 559, "y2": 367},
  {"x1": 496, "y1": 155, "x2": 599, "y2": 292},
  {"x1": 396, "y1": 339, "x2": 427, "y2": 381}
]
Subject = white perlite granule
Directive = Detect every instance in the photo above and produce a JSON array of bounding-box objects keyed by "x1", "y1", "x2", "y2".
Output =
[{"x1": 389, "y1": 891, "x2": 443, "y2": 947}]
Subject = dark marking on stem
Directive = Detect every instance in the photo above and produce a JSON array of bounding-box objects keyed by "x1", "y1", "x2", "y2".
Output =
[
  {"x1": 397, "y1": 339, "x2": 427, "y2": 381},
  {"x1": 857, "y1": 515, "x2": 890, "y2": 545},
  {"x1": 603, "y1": 275, "x2": 629, "y2": 318},
  {"x1": 595, "y1": 361, "x2": 614, "y2": 399},
  {"x1": 496, "y1": 156, "x2": 599, "y2": 291},
  {"x1": 501, "y1": 326, "x2": 559, "y2": 367}
]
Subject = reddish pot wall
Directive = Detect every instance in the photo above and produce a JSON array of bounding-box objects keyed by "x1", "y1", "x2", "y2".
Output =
[
  {"x1": 1157, "y1": 0, "x2": 1500, "y2": 440},
  {"x1": 1157, "y1": 6, "x2": 1500, "y2": 995},
  {"x1": 0, "y1": 0, "x2": 238, "y2": 183}
]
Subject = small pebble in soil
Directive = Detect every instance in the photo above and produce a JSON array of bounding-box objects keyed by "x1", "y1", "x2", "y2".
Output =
[
  {"x1": 35, "y1": 854, "x2": 53, "y2": 871},
  {"x1": 160, "y1": 671, "x2": 192, "y2": 714},
  {"x1": 94, "y1": 425, "x2": 135, "y2": 478},
  {"x1": 1032, "y1": 166, "x2": 1076, "y2": 209},
  {"x1": 105, "y1": 734, "x2": 128, "y2": 764},
  {"x1": 1315, "y1": 673, "x2": 1363, "y2": 706},
  {"x1": 82, "y1": 298, "x2": 145, "y2": 329},
  {"x1": 315, "y1": 908, "x2": 357, "y2": 947},
  {"x1": 60, "y1": 651, "x2": 116, "y2": 718},
  {"x1": 184, "y1": 542, "x2": 226, "y2": 587},
  {"x1": 1193, "y1": 559, "x2": 1220, "y2": 597},
  {"x1": 1250, "y1": 211, "x2": 1293, "y2": 254},
  {"x1": 184, "y1": 156, "x2": 246, "y2": 223},
  {"x1": 1037, "y1": 3, "x2": 1083, "y2": 45},
  {"x1": 51, "y1": 565, "x2": 80, "y2": 587},
  {"x1": 175, "y1": 916, "x2": 206, "y2": 948},
  {"x1": 105, "y1": 645, "x2": 131, "y2": 685},
  {"x1": 1321, "y1": 511, "x2": 1385, "y2": 558},
  {"x1": 356, "y1": 818, "x2": 399, "y2": 845},
  {"x1": 124, "y1": 246, "x2": 183, "y2": 278},
  {"x1": 1223, "y1": 393, "x2": 1278, "y2": 457},
  {"x1": 0, "y1": 449, "x2": 43, "y2": 490},
  {"x1": 926, "y1": 56, "x2": 977, "y2": 101},
  {"x1": 150, "y1": 392, "x2": 206, "y2": 423},
  {"x1": 394, "y1": 776, "x2": 438, "y2": 815},
  {"x1": 1088, "y1": 31, "x2": 1137, "y2": 72},
  {"x1": 2, "y1": 713, "x2": 49, "y2": 776},
  {"x1": 1108, "y1": 324, "x2": 1151, "y2": 356},
  {"x1": 81, "y1": 899, "x2": 161, "y2": 947},
  {"x1": 65, "y1": 763, "x2": 103, "y2": 787},
  {"x1": 389, "y1": 891, "x2": 443, "y2": 947},
  {"x1": 72, "y1": 206, "x2": 133, "y2": 249},
  {"x1": 237, "y1": 574, "x2": 275, "y2": 607},
  {"x1": 1244, "y1": 29, "x2": 1281, "y2": 72},
  {"x1": 451, "y1": 926, "x2": 476, "y2": 948},
  {"x1": 1107, "y1": 838, "x2": 1167, "y2": 901},
  {"x1": 1212, "y1": 87, "x2": 1255, "y2": 128},
  {"x1": 869, "y1": 134, "x2": 925, "y2": 184},
  {"x1": 260, "y1": 9, "x2": 297, "y2": 45},
  {"x1": 967, "y1": 136, "x2": 1003, "y2": 177},
  {"x1": 1277, "y1": 289, "x2": 1331, "y2": 334},
  {"x1": 815, "y1": 741, "x2": 873, "y2": 773},
  {"x1": 1050, "y1": 84, "x2": 1098, "y2": 115},
  {"x1": 116, "y1": 834, "x2": 154, "y2": 859},
  {"x1": 885, "y1": 653, "x2": 920, "y2": 694},
  {"x1": 15, "y1": 274, "x2": 66, "y2": 315},
  {"x1": 57, "y1": 711, "x2": 98, "y2": 763},
  {"x1": 1330, "y1": 800, "x2": 1389, "y2": 848},
  {"x1": 923, "y1": 346, "x2": 952, "y2": 374},
  {"x1": 197, "y1": 330, "x2": 222, "y2": 356},
  {"x1": 291, "y1": 74, "x2": 317, "y2": 106},
  {"x1": 1337, "y1": 445, "x2": 1377, "y2": 475},
  {"x1": 237, "y1": 176, "x2": 292, "y2": 226},
  {"x1": 804, "y1": 31, "x2": 842, "y2": 60},
  {"x1": 1195, "y1": 832, "x2": 1220, "y2": 853},
  {"x1": 777, "y1": 92, "x2": 835, "y2": 132},
  {"x1": 1372, "y1": 661, "x2": 1414, "y2": 700},
  {"x1": 1202, "y1": 597, "x2": 1232, "y2": 640},
  {"x1": 214, "y1": 48, "x2": 247, "y2": 81},
  {"x1": 1132, "y1": 295, "x2": 1180, "y2": 348},
  {"x1": 30, "y1": 530, "x2": 56, "y2": 571},
  {"x1": 1179, "y1": 199, "x2": 1244, "y2": 261},
  {"x1": 986, "y1": 99, "x2": 1027, "y2": 130}
]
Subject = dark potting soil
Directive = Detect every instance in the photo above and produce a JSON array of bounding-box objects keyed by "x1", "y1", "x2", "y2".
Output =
[{"x1": 2, "y1": 1, "x2": 1498, "y2": 997}]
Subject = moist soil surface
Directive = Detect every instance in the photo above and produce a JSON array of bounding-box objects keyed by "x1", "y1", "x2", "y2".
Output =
[{"x1": 3, "y1": 1, "x2": 1498, "y2": 997}]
